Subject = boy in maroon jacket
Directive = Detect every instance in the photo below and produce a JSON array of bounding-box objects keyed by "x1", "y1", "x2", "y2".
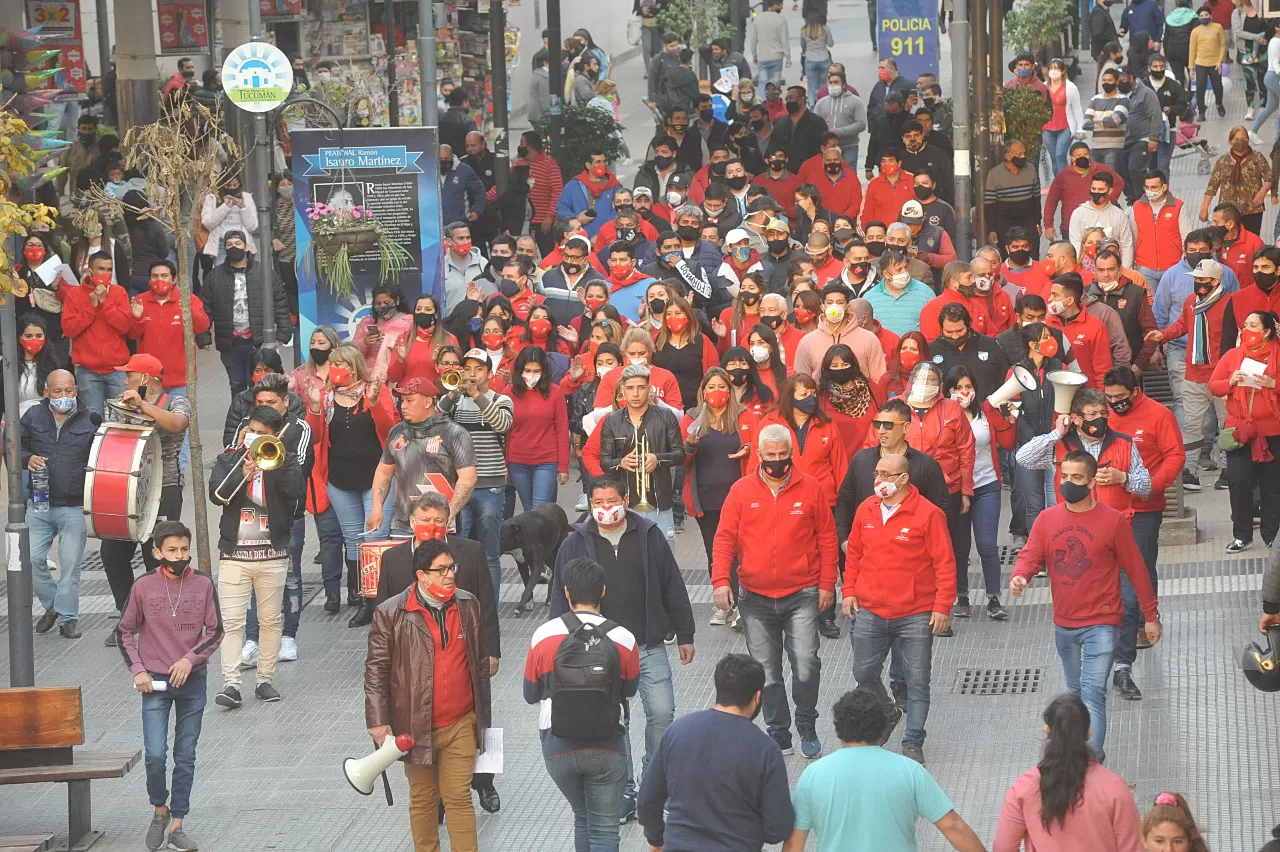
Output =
[
  {"x1": 1011, "y1": 451, "x2": 1161, "y2": 763},
  {"x1": 117, "y1": 521, "x2": 224, "y2": 851}
]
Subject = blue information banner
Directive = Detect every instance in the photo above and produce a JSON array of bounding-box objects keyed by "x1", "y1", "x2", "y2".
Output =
[{"x1": 877, "y1": 0, "x2": 939, "y2": 81}]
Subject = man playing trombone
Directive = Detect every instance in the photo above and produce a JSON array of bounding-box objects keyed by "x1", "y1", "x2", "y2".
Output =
[{"x1": 210, "y1": 405, "x2": 305, "y2": 710}]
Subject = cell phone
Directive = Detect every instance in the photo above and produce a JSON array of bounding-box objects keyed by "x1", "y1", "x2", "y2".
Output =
[{"x1": 150, "y1": 679, "x2": 169, "y2": 691}]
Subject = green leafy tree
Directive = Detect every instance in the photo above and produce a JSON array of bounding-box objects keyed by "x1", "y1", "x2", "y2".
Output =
[
  {"x1": 1005, "y1": 0, "x2": 1073, "y2": 53},
  {"x1": 656, "y1": 0, "x2": 736, "y2": 48},
  {"x1": 1001, "y1": 86, "x2": 1052, "y2": 158},
  {"x1": 533, "y1": 105, "x2": 628, "y2": 179}
]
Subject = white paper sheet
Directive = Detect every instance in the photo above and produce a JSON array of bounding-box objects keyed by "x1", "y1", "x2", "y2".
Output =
[
  {"x1": 1241, "y1": 357, "x2": 1268, "y2": 389},
  {"x1": 473, "y1": 727, "x2": 503, "y2": 774}
]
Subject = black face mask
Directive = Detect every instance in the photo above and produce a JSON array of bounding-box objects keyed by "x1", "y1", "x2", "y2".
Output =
[
  {"x1": 1074, "y1": 156, "x2": 1091, "y2": 170},
  {"x1": 1008, "y1": 249, "x2": 1031, "y2": 266},
  {"x1": 670, "y1": 123, "x2": 688, "y2": 133},
  {"x1": 825, "y1": 163, "x2": 843, "y2": 175},
  {"x1": 562, "y1": 262, "x2": 583, "y2": 275},
  {"x1": 1109, "y1": 396, "x2": 1133, "y2": 415},
  {"x1": 827, "y1": 365, "x2": 855, "y2": 384},
  {"x1": 1080, "y1": 416, "x2": 1108, "y2": 438},
  {"x1": 181, "y1": 69, "x2": 195, "y2": 79},
  {"x1": 1101, "y1": 82, "x2": 1118, "y2": 93},
  {"x1": 617, "y1": 228, "x2": 637, "y2": 242},
  {"x1": 1258, "y1": 271, "x2": 1279, "y2": 291},
  {"x1": 1090, "y1": 191, "x2": 1109, "y2": 205},
  {"x1": 793, "y1": 396, "x2": 819, "y2": 414},
  {"x1": 159, "y1": 557, "x2": 191, "y2": 576},
  {"x1": 78, "y1": 131, "x2": 96, "y2": 144},
  {"x1": 649, "y1": 298, "x2": 668, "y2": 314},
  {"x1": 225, "y1": 246, "x2": 247, "y2": 263},
  {"x1": 850, "y1": 261, "x2": 871, "y2": 279},
  {"x1": 1117, "y1": 81, "x2": 1133, "y2": 94},
  {"x1": 1194, "y1": 282, "x2": 1215, "y2": 298},
  {"x1": 762, "y1": 314, "x2": 785, "y2": 330},
  {"x1": 761, "y1": 456, "x2": 793, "y2": 478},
  {"x1": 699, "y1": 108, "x2": 715, "y2": 122},
  {"x1": 653, "y1": 155, "x2": 675, "y2": 170},
  {"x1": 785, "y1": 100, "x2": 802, "y2": 115},
  {"x1": 768, "y1": 158, "x2": 787, "y2": 172},
  {"x1": 439, "y1": 160, "x2": 453, "y2": 174},
  {"x1": 517, "y1": 145, "x2": 529, "y2": 159},
  {"x1": 1150, "y1": 70, "x2": 1166, "y2": 80},
  {"x1": 710, "y1": 161, "x2": 728, "y2": 177},
  {"x1": 498, "y1": 279, "x2": 521, "y2": 297},
  {"x1": 1185, "y1": 252, "x2": 1212, "y2": 269},
  {"x1": 767, "y1": 238, "x2": 790, "y2": 254},
  {"x1": 741, "y1": 291, "x2": 760, "y2": 306},
  {"x1": 727, "y1": 175, "x2": 748, "y2": 190},
  {"x1": 751, "y1": 119, "x2": 767, "y2": 131},
  {"x1": 310, "y1": 347, "x2": 331, "y2": 364},
  {"x1": 727, "y1": 367, "x2": 750, "y2": 386},
  {"x1": 865, "y1": 240, "x2": 887, "y2": 257},
  {"x1": 677, "y1": 225, "x2": 699, "y2": 242},
  {"x1": 414, "y1": 312, "x2": 437, "y2": 329},
  {"x1": 1059, "y1": 480, "x2": 1091, "y2": 504},
  {"x1": 914, "y1": 184, "x2": 932, "y2": 200},
  {"x1": 1011, "y1": 156, "x2": 1028, "y2": 169}
]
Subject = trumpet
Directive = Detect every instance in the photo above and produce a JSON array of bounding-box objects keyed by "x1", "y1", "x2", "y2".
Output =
[
  {"x1": 631, "y1": 425, "x2": 654, "y2": 513},
  {"x1": 213, "y1": 425, "x2": 289, "y2": 505},
  {"x1": 441, "y1": 368, "x2": 462, "y2": 393}
]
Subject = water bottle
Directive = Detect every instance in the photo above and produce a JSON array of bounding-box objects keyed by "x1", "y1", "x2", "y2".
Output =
[{"x1": 31, "y1": 465, "x2": 49, "y2": 513}]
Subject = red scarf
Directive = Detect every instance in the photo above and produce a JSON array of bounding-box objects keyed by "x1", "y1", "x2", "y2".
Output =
[{"x1": 574, "y1": 169, "x2": 622, "y2": 197}]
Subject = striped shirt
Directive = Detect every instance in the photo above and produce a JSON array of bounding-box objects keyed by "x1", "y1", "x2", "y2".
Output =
[
  {"x1": 1084, "y1": 93, "x2": 1130, "y2": 149},
  {"x1": 522, "y1": 153, "x2": 564, "y2": 226},
  {"x1": 439, "y1": 388, "x2": 513, "y2": 489}
]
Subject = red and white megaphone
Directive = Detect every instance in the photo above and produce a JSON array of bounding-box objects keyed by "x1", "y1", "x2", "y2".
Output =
[{"x1": 344, "y1": 733, "x2": 416, "y2": 795}]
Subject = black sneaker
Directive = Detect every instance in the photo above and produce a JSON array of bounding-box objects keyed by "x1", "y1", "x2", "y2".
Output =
[
  {"x1": 1198, "y1": 449, "x2": 1218, "y2": 471},
  {"x1": 618, "y1": 794, "x2": 637, "y2": 825},
  {"x1": 1217, "y1": 103, "x2": 1227, "y2": 117},
  {"x1": 987, "y1": 596, "x2": 1008, "y2": 621},
  {"x1": 1226, "y1": 538, "x2": 1252, "y2": 554},
  {"x1": 952, "y1": 596, "x2": 971, "y2": 618},
  {"x1": 104, "y1": 630, "x2": 118, "y2": 647},
  {"x1": 1182, "y1": 469, "x2": 1201, "y2": 492},
  {"x1": 215, "y1": 686, "x2": 242, "y2": 709},
  {"x1": 878, "y1": 706, "x2": 903, "y2": 746},
  {"x1": 890, "y1": 681, "x2": 908, "y2": 712},
  {"x1": 769, "y1": 730, "x2": 794, "y2": 755},
  {"x1": 818, "y1": 614, "x2": 840, "y2": 639},
  {"x1": 59, "y1": 620, "x2": 81, "y2": 639},
  {"x1": 1215, "y1": 471, "x2": 1230, "y2": 491},
  {"x1": 902, "y1": 744, "x2": 926, "y2": 765},
  {"x1": 255, "y1": 682, "x2": 282, "y2": 702},
  {"x1": 323, "y1": 595, "x2": 341, "y2": 614},
  {"x1": 34, "y1": 609, "x2": 57, "y2": 634},
  {"x1": 1113, "y1": 667, "x2": 1142, "y2": 700}
]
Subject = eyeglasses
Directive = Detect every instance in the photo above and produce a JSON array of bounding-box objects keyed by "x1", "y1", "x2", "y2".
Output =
[
  {"x1": 426, "y1": 563, "x2": 457, "y2": 575},
  {"x1": 871, "y1": 419, "x2": 906, "y2": 430}
]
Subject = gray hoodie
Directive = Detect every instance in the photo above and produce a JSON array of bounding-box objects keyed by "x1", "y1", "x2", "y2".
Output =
[
  {"x1": 1123, "y1": 78, "x2": 1162, "y2": 145},
  {"x1": 813, "y1": 88, "x2": 867, "y2": 148}
]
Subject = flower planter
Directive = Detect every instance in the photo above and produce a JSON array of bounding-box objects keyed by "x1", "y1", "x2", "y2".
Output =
[{"x1": 315, "y1": 226, "x2": 379, "y2": 256}]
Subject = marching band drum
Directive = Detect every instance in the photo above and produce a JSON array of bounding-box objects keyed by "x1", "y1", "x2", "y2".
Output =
[{"x1": 83, "y1": 420, "x2": 164, "y2": 542}]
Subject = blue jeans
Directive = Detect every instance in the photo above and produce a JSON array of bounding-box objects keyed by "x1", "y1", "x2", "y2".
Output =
[
  {"x1": 29, "y1": 502, "x2": 87, "y2": 624},
  {"x1": 326, "y1": 481, "x2": 393, "y2": 562},
  {"x1": 1054, "y1": 623, "x2": 1116, "y2": 761},
  {"x1": 74, "y1": 367, "x2": 125, "y2": 418},
  {"x1": 460, "y1": 486, "x2": 505, "y2": 602},
  {"x1": 1115, "y1": 511, "x2": 1162, "y2": 668},
  {"x1": 851, "y1": 609, "x2": 934, "y2": 748},
  {"x1": 1156, "y1": 139, "x2": 1173, "y2": 172},
  {"x1": 167, "y1": 385, "x2": 189, "y2": 470},
  {"x1": 621, "y1": 645, "x2": 676, "y2": 801},
  {"x1": 544, "y1": 748, "x2": 626, "y2": 851},
  {"x1": 247, "y1": 517, "x2": 306, "y2": 641},
  {"x1": 1042, "y1": 127, "x2": 1072, "y2": 176},
  {"x1": 737, "y1": 586, "x2": 821, "y2": 736},
  {"x1": 220, "y1": 336, "x2": 257, "y2": 397},
  {"x1": 1251, "y1": 70, "x2": 1280, "y2": 135},
  {"x1": 1093, "y1": 147, "x2": 1125, "y2": 174},
  {"x1": 634, "y1": 506, "x2": 675, "y2": 546},
  {"x1": 804, "y1": 58, "x2": 830, "y2": 104},
  {"x1": 1015, "y1": 452, "x2": 1057, "y2": 532},
  {"x1": 142, "y1": 666, "x2": 207, "y2": 818},
  {"x1": 841, "y1": 143, "x2": 860, "y2": 171},
  {"x1": 757, "y1": 59, "x2": 783, "y2": 87},
  {"x1": 509, "y1": 461, "x2": 559, "y2": 513},
  {"x1": 952, "y1": 481, "x2": 1003, "y2": 597}
]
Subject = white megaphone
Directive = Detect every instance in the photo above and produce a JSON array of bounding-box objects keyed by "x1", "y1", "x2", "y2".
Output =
[
  {"x1": 1046, "y1": 369, "x2": 1088, "y2": 415},
  {"x1": 344, "y1": 733, "x2": 416, "y2": 795},
  {"x1": 988, "y1": 364, "x2": 1039, "y2": 409}
]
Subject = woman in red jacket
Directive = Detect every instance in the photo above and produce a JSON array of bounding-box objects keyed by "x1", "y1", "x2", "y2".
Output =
[
  {"x1": 521, "y1": 303, "x2": 574, "y2": 358},
  {"x1": 478, "y1": 314, "x2": 517, "y2": 388},
  {"x1": 715, "y1": 272, "x2": 767, "y2": 352},
  {"x1": 507, "y1": 345, "x2": 570, "y2": 512},
  {"x1": 817, "y1": 343, "x2": 878, "y2": 452},
  {"x1": 1209, "y1": 309, "x2": 1280, "y2": 552},
  {"x1": 681, "y1": 368, "x2": 758, "y2": 627},
  {"x1": 386, "y1": 294, "x2": 457, "y2": 388},
  {"x1": 301, "y1": 344, "x2": 398, "y2": 626},
  {"x1": 944, "y1": 365, "x2": 1016, "y2": 620},
  {"x1": 874, "y1": 330, "x2": 929, "y2": 401},
  {"x1": 767, "y1": 373, "x2": 849, "y2": 507}
]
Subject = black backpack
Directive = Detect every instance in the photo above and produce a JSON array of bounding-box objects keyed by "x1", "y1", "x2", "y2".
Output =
[{"x1": 550, "y1": 612, "x2": 623, "y2": 740}]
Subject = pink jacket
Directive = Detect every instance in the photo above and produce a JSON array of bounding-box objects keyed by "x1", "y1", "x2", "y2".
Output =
[
  {"x1": 994, "y1": 763, "x2": 1143, "y2": 852},
  {"x1": 354, "y1": 312, "x2": 414, "y2": 381}
]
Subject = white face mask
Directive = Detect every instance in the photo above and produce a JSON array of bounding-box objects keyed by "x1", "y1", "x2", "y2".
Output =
[
  {"x1": 873, "y1": 475, "x2": 902, "y2": 499},
  {"x1": 592, "y1": 504, "x2": 626, "y2": 526},
  {"x1": 950, "y1": 389, "x2": 975, "y2": 408},
  {"x1": 824, "y1": 303, "x2": 845, "y2": 323},
  {"x1": 974, "y1": 274, "x2": 993, "y2": 293},
  {"x1": 750, "y1": 345, "x2": 771, "y2": 364},
  {"x1": 1145, "y1": 188, "x2": 1164, "y2": 202},
  {"x1": 890, "y1": 272, "x2": 911, "y2": 287},
  {"x1": 522, "y1": 372, "x2": 541, "y2": 388},
  {"x1": 909, "y1": 379, "x2": 939, "y2": 403},
  {"x1": 667, "y1": 191, "x2": 684, "y2": 206},
  {"x1": 1047, "y1": 300, "x2": 1066, "y2": 316},
  {"x1": 1048, "y1": 69, "x2": 1063, "y2": 81},
  {"x1": 1097, "y1": 277, "x2": 1121, "y2": 292},
  {"x1": 628, "y1": 356, "x2": 648, "y2": 366}
]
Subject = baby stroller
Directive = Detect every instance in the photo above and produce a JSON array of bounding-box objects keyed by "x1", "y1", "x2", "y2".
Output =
[{"x1": 1174, "y1": 118, "x2": 1218, "y2": 175}]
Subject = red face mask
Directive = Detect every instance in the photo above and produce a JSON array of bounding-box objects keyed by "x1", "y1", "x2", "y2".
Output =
[
  {"x1": 899, "y1": 349, "x2": 921, "y2": 370},
  {"x1": 1037, "y1": 335, "x2": 1059, "y2": 358},
  {"x1": 90, "y1": 272, "x2": 112, "y2": 288},
  {"x1": 590, "y1": 164, "x2": 609, "y2": 178},
  {"x1": 793, "y1": 308, "x2": 816, "y2": 325},
  {"x1": 414, "y1": 522, "x2": 447, "y2": 542},
  {"x1": 482, "y1": 332, "x2": 505, "y2": 350},
  {"x1": 20, "y1": 338, "x2": 45, "y2": 356},
  {"x1": 881, "y1": 163, "x2": 899, "y2": 177},
  {"x1": 328, "y1": 366, "x2": 351, "y2": 387},
  {"x1": 23, "y1": 245, "x2": 45, "y2": 264},
  {"x1": 453, "y1": 239, "x2": 473, "y2": 255},
  {"x1": 1242, "y1": 328, "x2": 1268, "y2": 350},
  {"x1": 584, "y1": 296, "x2": 607, "y2": 312},
  {"x1": 878, "y1": 69, "x2": 892, "y2": 82},
  {"x1": 252, "y1": 370, "x2": 270, "y2": 384},
  {"x1": 514, "y1": 301, "x2": 532, "y2": 320},
  {"x1": 704, "y1": 388, "x2": 730, "y2": 409},
  {"x1": 665, "y1": 315, "x2": 689, "y2": 334},
  {"x1": 424, "y1": 581, "x2": 453, "y2": 602},
  {"x1": 529, "y1": 318, "x2": 552, "y2": 338},
  {"x1": 609, "y1": 265, "x2": 632, "y2": 283},
  {"x1": 150, "y1": 278, "x2": 174, "y2": 298}
]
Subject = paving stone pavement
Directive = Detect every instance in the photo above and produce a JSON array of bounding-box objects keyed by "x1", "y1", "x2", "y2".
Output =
[{"x1": 6, "y1": 4, "x2": 1280, "y2": 850}]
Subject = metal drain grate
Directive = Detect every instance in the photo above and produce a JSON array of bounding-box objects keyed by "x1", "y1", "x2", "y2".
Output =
[
  {"x1": 998, "y1": 544, "x2": 1024, "y2": 567},
  {"x1": 953, "y1": 667, "x2": 1043, "y2": 696}
]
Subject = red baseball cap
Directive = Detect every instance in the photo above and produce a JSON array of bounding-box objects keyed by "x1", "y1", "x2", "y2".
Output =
[
  {"x1": 115, "y1": 353, "x2": 164, "y2": 379},
  {"x1": 393, "y1": 377, "x2": 437, "y2": 398}
]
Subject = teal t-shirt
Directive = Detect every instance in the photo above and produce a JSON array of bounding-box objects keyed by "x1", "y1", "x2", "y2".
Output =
[{"x1": 792, "y1": 745, "x2": 955, "y2": 852}]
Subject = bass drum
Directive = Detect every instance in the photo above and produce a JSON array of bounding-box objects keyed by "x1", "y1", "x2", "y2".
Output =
[
  {"x1": 84, "y1": 422, "x2": 163, "y2": 542},
  {"x1": 359, "y1": 538, "x2": 403, "y2": 599}
]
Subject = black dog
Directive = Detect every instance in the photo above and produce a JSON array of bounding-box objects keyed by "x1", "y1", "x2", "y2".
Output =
[{"x1": 499, "y1": 503, "x2": 571, "y2": 613}]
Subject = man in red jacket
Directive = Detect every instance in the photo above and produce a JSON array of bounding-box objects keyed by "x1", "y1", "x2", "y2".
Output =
[
  {"x1": 1012, "y1": 450, "x2": 1161, "y2": 763},
  {"x1": 1212, "y1": 202, "x2": 1264, "y2": 290},
  {"x1": 60, "y1": 250, "x2": 131, "y2": 417},
  {"x1": 813, "y1": 146, "x2": 863, "y2": 219},
  {"x1": 712, "y1": 423, "x2": 838, "y2": 759},
  {"x1": 842, "y1": 452, "x2": 954, "y2": 766},
  {"x1": 1047, "y1": 273, "x2": 1113, "y2": 387},
  {"x1": 1102, "y1": 367, "x2": 1183, "y2": 701},
  {"x1": 860, "y1": 151, "x2": 915, "y2": 232},
  {"x1": 129, "y1": 260, "x2": 212, "y2": 393}
]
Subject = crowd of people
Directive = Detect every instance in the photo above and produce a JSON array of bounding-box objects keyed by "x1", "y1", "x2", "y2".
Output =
[{"x1": 10, "y1": 3, "x2": 1280, "y2": 849}]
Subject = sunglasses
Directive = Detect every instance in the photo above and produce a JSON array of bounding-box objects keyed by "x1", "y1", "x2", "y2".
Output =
[{"x1": 871, "y1": 419, "x2": 906, "y2": 430}]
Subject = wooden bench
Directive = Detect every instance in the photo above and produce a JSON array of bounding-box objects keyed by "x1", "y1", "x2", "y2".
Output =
[
  {"x1": 0, "y1": 836, "x2": 55, "y2": 852},
  {"x1": 0, "y1": 687, "x2": 141, "y2": 852}
]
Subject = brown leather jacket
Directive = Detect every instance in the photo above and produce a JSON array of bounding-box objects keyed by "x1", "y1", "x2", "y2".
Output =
[{"x1": 363, "y1": 587, "x2": 492, "y2": 765}]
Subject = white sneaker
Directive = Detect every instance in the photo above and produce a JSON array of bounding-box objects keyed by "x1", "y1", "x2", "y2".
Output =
[
  {"x1": 1246, "y1": 108, "x2": 1257, "y2": 121},
  {"x1": 1249, "y1": 130, "x2": 1265, "y2": 146},
  {"x1": 574, "y1": 494, "x2": 588, "y2": 511},
  {"x1": 240, "y1": 640, "x2": 259, "y2": 668},
  {"x1": 709, "y1": 607, "x2": 730, "y2": 625},
  {"x1": 278, "y1": 637, "x2": 298, "y2": 662}
]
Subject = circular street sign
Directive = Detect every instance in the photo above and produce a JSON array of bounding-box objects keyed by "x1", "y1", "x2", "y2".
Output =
[{"x1": 222, "y1": 41, "x2": 293, "y2": 113}]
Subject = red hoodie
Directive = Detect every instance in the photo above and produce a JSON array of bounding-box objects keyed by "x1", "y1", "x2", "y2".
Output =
[
  {"x1": 1048, "y1": 308, "x2": 1113, "y2": 388},
  {"x1": 60, "y1": 279, "x2": 133, "y2": 374},
  {"x1": 712, "y1": 469, "x2": 839, "y2": 597},
  {"x1": 128, "y1": 290, "x2": 212, "y2": 388},
  {"x1": 1106, "y1": 391, "x2": 1185, "y2": 513},
  {"x1": 860, "y1": 171, "x2": 916, "y2": 231},
  {"x1": 844, "y1": 485, "x2": 956, "y2": 619}
]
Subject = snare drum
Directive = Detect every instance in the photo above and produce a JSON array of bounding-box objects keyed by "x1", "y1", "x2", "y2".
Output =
[
  {"x1": 359, "y1": 539, "x2": 402, "y2": 599},
  {"x1": 84, "y1": 423, "x2": 163, "y2": 542}
]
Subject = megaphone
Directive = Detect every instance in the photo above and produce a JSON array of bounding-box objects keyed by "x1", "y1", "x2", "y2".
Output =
[
  {"x1": 988, "y1": 364, "x2": 1039, "y2": 409},
  {"x1": 344, "y1": 733, "x2": 416, "y2": 795},
  {"x1": 1046, "y1": 369, "x2": 1088, "y2": 415}
]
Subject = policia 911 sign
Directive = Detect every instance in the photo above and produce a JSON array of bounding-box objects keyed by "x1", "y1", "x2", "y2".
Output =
[{"x1": 878, "y1": 0, "x2": 940, "y2": 80}]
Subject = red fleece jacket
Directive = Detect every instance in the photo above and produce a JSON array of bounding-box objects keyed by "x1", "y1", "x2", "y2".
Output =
[
  {"x1": 60, "y1": 280, "x2": 132, "y2": 374},
  {"x1": 843, "y1": 486, "x2": 956, "y2": 619},
  {"x1": 128, "y1": 291, "x2": 211, "y2": 387},
  {"x1": 1106, "y1": 391, "x2": 1185, "y2": 513}
]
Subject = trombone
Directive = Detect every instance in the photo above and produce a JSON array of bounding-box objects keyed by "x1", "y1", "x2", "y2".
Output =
[
  {"x1": 631, "y1": 425, "x2": 654, "y2": 512},
  {"x1": 212, "y1": 426, "x2": 289, "y2": 505}
]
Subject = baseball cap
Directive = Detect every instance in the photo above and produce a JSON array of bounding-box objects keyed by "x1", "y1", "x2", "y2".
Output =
[
  {"x1": 899, "y1": 200, "x2": 925, "y2": 223},
  {"x1": 393, "y1": 377, "x2": 436, "y2": 397},
  {"x1": 724, "y1": 228, "x2": 751, "y2": 246},
  {"x1": 463, "y1": 347, "x2": 491, "y2": 367},
  {"x1": 667, "y1": 173, "x2": 691, "y2": 191},
  {"x1": 115, "y1": 353, "x2": 164, "y2": 378},
  {"x1": 764, "y1": 217, "x2": 790, "y2": 235},
  {"x1": 632, "y1": 186, "x2": 653, "y2": 199},
  {"x1": 1191, "y1": 258, "x2": 1224, "y2": 280}
]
